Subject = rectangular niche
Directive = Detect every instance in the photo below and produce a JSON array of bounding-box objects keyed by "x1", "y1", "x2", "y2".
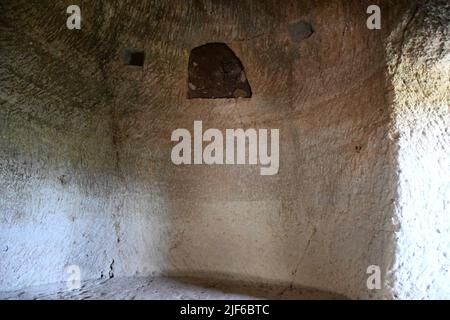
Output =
[{"x1": 121, "y1": 48, "x2": 145, "y2": 67}]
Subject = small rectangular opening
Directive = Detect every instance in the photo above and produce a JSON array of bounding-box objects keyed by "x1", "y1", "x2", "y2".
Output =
[{"x1": 122, "y1": 48, "x2": 145, "y2": 67}]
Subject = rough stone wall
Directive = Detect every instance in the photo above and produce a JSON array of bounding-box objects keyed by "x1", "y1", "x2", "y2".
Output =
[
  {"x1": 386, "y1": 1, "x2": 450, "y2": 299},
  {"x1": 0, "y1": 1, "x2": 120, "y2": 290},
  {"x1": 105, "y1": 0, "x2": 403, "y2": 299},
  {"x1": 1, "y1": 0, "x2": 448, "y2": 300}
]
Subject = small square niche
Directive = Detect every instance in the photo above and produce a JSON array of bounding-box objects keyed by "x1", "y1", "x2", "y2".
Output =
[{"x1": 121, "y1": 48, "x2": 145, "y2": 67}]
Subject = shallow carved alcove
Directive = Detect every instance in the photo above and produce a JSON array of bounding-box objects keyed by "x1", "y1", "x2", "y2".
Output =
[{"x1": 187, "y1": 43, "x2": 252, "y2": 99}]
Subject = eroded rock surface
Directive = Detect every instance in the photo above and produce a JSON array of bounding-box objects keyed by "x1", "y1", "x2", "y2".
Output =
[{"x1": 0, "y1": 0, "x2": 449, "y2": 300}]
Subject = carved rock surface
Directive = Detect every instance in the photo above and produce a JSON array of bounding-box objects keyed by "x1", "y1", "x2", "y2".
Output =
[{"x1": 0, "y1": 0, "x2": 449, "y2": 300}]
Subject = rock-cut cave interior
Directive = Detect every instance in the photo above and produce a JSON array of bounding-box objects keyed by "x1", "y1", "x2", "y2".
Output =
[{"x1": 0, "y1": 0, "x2": 449, "y2": 300}]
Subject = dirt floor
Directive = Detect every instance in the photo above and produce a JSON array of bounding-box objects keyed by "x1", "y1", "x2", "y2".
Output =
[{"x1": 0, "y1": 276, "x2": 347, "y2": 300}]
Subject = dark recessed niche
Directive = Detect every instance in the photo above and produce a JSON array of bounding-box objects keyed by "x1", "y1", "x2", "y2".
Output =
[
  {"x1": 122, "y1": 48, "x2": 145, "y2": 66},
  {"x1": 288, "y1": 21, "x2": 314, "y2": 42},
  {"x1": 188, "y1": 42, "x2": 252, "y2": 99}
]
